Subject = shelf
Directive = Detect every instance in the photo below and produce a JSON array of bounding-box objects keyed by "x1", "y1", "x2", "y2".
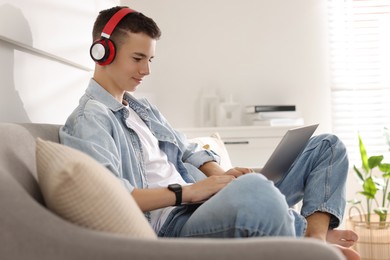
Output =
[{"x1": 0, "y1": 35, "x2": 93, "y2": 72}]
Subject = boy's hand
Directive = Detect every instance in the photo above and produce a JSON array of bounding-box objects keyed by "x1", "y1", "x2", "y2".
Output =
[{"x1": 183, "y1": 175, "x2": 235, "y2": 204}]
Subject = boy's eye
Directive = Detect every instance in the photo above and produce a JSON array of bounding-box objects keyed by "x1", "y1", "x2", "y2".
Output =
[{"x1": 132, "y1": 56, "x2": 153, "y2": 63}]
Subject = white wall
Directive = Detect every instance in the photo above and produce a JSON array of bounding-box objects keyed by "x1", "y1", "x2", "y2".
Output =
[
  {"x1": 0, "y1": 0, "x2": 117, "y2": 124},
  {"x1": 123, "y1": 0, "x2": 332, "y2": 132}
]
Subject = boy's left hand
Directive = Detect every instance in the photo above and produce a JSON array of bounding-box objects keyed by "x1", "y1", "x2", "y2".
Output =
[{"x1": 225, "y1": 167, "x2": 254, "y2": 178}]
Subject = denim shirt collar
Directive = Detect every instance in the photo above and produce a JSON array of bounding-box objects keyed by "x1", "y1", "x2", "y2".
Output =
[
  {"x1": 124, "y1": 94, "x2": 150, "y2": 123},
  {"x1": 86, "y1": 79, "x2": 150, "y2": 123}
]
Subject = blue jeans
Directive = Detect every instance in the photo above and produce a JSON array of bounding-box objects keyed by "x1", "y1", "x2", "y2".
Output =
[{"x1": 158, "y1": 134, "x2": 349, "y2": 238}]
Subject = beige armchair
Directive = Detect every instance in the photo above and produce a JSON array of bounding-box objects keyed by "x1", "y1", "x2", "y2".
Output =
[{"x1": 0, "y1": 123, "x2": 344, "y2": 260}]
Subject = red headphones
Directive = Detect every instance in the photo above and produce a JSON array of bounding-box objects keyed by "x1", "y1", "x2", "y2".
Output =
[{"x1": 90, "y1": 7, "x2": 136, "y2": 66}]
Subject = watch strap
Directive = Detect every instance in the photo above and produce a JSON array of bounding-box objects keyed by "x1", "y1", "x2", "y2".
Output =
[{"x1": 168, "y1": 184, "x2": 182, "y2": 206}]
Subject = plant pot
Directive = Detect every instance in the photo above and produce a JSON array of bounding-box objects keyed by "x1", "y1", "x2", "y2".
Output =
[{"x1": 347, "y1": 214, "x2": 390, "y2": 260}]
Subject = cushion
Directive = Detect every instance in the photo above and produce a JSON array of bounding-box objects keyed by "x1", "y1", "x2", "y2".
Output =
[
  {"x1": 36, "y1": 138, "x2": 157, "y2": 238},
  {"x1": 189, "y1": 132, "x2": 233, "y2": 170}
]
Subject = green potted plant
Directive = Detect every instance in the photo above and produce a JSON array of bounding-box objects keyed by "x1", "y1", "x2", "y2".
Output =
[
  {"x1": 347, "y1": 128, "x2": 390, "y2": 260},
  {"x1": 351, "y1": 132, "x2": 390, "y2": 223}
]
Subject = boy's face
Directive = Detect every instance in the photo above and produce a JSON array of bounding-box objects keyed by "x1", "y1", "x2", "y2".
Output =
[{"x1": 98, "y1": 31, "x2": 156, "y2": 100}]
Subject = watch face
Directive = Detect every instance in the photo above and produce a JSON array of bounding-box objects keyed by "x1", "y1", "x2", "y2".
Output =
[{"x1": 169, "y1": 183, "x2": 182, "y2": 191}]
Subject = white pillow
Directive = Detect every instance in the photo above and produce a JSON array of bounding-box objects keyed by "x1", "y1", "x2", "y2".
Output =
[
  {"x1": 36, "y1": 138, "x2": 156, "y2": 238},
  {"x1": 189, "y1": 132, "x2": 233, "y2": 170}
]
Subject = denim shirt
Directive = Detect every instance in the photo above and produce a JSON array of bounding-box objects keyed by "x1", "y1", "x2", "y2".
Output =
[{"x1": 59, "y1": 79, "x2": 220, "y2": 194}]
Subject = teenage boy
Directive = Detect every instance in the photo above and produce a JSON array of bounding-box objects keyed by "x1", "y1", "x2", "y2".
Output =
[{"x1": 60, "y1": 6, "x2": 359, "y2": 260}]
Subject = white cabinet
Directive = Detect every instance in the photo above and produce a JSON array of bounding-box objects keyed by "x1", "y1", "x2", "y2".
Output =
[{"x1": 177, "y1": 126, "x2": 293, "y2": 168}]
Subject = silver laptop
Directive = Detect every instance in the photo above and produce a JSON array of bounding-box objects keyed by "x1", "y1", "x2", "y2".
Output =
[{"x1": 260, "y1": 124, "x2": 319, "y2": 182}]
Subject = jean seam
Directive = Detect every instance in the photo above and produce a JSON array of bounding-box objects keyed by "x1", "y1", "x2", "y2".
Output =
[
  {"x1": 324, "y1": 139, "x2": 333, "y2": 204},
  {"x1": 182, "y1": 224, "x2": 267, "y2": 238}
]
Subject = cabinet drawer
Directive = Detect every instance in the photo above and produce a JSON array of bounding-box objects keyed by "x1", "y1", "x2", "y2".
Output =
[{"x1": 223, "y1": 137, "x2": 281, "y2": 168}]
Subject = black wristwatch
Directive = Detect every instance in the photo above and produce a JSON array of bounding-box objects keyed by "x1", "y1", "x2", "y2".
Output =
[{"x1": 168, "y1": 183, "x2": 182, "y2": 206}]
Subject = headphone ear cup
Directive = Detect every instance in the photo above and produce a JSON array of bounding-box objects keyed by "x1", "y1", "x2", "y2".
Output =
[
  {"x1": 101, "y1": 39, "x2": 116, "y2": 65},
  {"x1": 90, "y1": 38, "x2": 116, "y2": 65}
]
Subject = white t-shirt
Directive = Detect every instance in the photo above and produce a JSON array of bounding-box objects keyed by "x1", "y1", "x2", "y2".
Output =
[{"x1": 125, "y1": 106, "x2": 189, "y2": 232}]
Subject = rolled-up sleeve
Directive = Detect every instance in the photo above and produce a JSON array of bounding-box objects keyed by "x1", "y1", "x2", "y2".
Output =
[{"x1": 182, "y1": 142, "x2": 221, "y2": 169}]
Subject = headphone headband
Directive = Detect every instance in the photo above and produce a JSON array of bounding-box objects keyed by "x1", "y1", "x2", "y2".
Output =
[{"x1": 101, "y1": 8, "x2": 136, "y2": 39}]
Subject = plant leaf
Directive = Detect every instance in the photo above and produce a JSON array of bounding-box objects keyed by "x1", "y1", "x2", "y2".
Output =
[
  {"x1": 368, "y1": 155, "x2": 384, "y2": 169},
  {"x1": 362, "y1": 177, "x2": 377, "y2": 199},
  {"x1": 374, "y1": 207, "x2": 388, "y2": 222},
  {"x1": 348, "y1": 198, "x2": 361, "y2": 205},
  {"x1": 359, "y1": 191, "x2": 376, "y2": 199},
  {"x1": 379, "y1": 163, "x2": 390, "y2": 174},
  {"x1": 358, "y1": 134, "x2": 369, "y2": 173},
  {"x1": 353, "y1": 165, "x2": 365, "y2": 182},
  {"x1": 374, "y1": 207, "x2": 388, "y2": 215}
]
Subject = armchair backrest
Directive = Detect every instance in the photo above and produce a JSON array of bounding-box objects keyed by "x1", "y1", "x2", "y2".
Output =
[{"x1": 0, "y1": 123, "x2": 61, "y2": 204}]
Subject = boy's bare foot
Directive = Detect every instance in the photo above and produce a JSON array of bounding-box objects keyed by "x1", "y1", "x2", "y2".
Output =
[
  {"x1": 326, "y1": 229, "x2": 358, "y2": 247},
  {"x1": 304, "y1": 213, "x2": 360, "y2": 259},
  {"x1": 332, "y1": 244, "x2": 360, "y2": 260},
  {"x1": 327, "y1": 229, "x2": 360, "y2": 260}
]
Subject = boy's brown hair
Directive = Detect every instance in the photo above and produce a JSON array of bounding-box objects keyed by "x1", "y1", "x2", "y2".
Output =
[{"x1": 92, "y1": 6, "x2": 161, "y2": 48}]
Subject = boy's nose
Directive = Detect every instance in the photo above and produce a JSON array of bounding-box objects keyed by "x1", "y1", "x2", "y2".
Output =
[{"x1": 139, "y1": 62, "x2": 151, "y2": 76}]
